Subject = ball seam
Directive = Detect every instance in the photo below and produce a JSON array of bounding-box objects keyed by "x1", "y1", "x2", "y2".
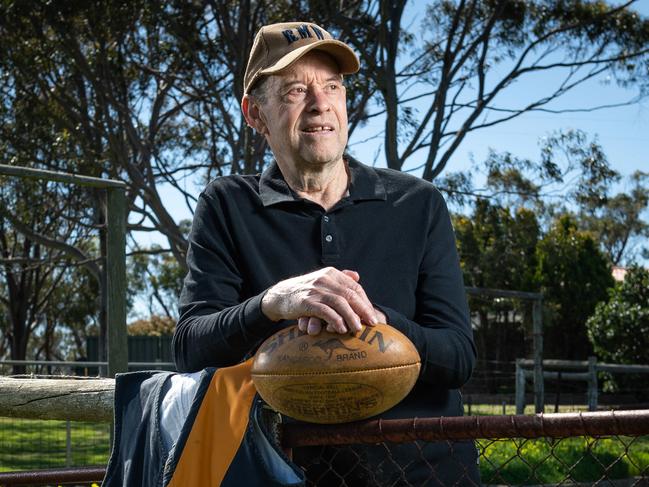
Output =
[{"x1": 251, "y1": 362, "x2": 421, "y2": 377}]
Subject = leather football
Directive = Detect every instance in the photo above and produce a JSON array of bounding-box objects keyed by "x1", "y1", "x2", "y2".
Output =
[{"x1": 251, "y1": 323, "x2": 421, "y2": 424}]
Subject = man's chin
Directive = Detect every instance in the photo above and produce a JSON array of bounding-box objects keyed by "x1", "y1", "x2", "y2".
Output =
[{"x1": 299, "y1": 149, "x2": 346, "y2": 167}]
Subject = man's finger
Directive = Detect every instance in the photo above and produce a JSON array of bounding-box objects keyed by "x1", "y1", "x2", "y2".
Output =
[
  {"x1": 307, "y1": 316, "x2": 324, "y2": 336},
  {"x1": 320, "y1": 293, "x2": 361, "y2": 333},
  {"x1": 331, "y1": 274, "x2": 378, "y2": 326},
  {"x1": 341, "y1": 269, "x2": 360, "y2": 281},
  {"x1": 303, "y1": 301, "x2": 349, "y2": 334},
  {"x1": 297, "y1": 316, "x2": 309, "y2": 333}
]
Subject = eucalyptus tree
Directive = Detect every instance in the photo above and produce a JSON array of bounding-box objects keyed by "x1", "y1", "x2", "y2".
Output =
[
  {"x1": 336, "y1": 0, "x2": 649, "y2": 180},
  {"x1": 2, "y1": 0, "x2": 647, "y2": 269},
  {"x1": 0, "y1": 174, "x2": 98, "y2": 370},
  {"x1": 1, "y1": 1, "x2": 647, "y2": 365}
]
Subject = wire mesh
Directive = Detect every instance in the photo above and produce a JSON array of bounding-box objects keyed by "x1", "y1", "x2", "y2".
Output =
[
  {"x1": 292, "y1": 440, "x2": 481, "y2": 486},
  {"x1": 0, "y1": 417, "x2": 110, "y2": 473},
  {"x1": 289, "y1": 435, "x2": 649, "y2": 486},
  {"x1": 478, "y1": 435, "x2": 649, "y2": 486},
  {"x1": 283, "y1": 411, "x2": 649, "y2": 486}
]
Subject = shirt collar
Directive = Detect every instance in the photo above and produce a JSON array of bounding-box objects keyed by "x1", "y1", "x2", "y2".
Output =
[{"x1": 258, "y1": 155, "x2": 387, "y2": 207}]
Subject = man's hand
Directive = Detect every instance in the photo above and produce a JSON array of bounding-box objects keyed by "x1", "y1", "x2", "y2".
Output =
[
  {"x1": 261, "y1": 267, "x2": 381, "y2": 335},
  {"x1": 307, "y1": 306, "x2": 387, "y2": 335}
]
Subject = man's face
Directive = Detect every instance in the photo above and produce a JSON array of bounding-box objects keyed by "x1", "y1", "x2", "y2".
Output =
[{"x1": 253, "y1": 51, "x2": 348, "y2": 171}]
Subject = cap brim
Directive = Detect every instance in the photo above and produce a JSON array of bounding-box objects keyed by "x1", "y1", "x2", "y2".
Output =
[{"x1": 246, "y1": 40, "x2": 359, "y2": 94}]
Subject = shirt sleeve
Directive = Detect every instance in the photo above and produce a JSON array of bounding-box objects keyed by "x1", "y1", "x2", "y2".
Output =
[
  {"x1": 376, "y1": 191, "x2": 476, "y2": 389},
  {"x1": 172, "y1": 190, "x2": 277, "y2": 372}
]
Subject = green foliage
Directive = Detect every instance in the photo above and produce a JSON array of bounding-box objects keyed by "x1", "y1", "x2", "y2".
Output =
[
  {"x1": 2, "y1": 0, "x2": 648, "y2": 261},
  {"x1": 32, "y1": 260, "x2": 101, "y2": 360},
  {"x1": 452, "y1": 189, "x2": 620, "y2": 372},
  {"x1": 454, "y1": 199, "x2": 540, "y2": 292},
  {"x1": 587, "y1": 266, "x2": 649, "y2": 364},
  {"x1": 451, "y1": 126, "x2": 643, "y2": 366},
  {"x1": 0, "y1": 174, "x2": 100, "y2": 362},
  {"x1": 454, "y1": 199, "x2": 540, "y2": 383},
  {"x1": 128, "y1": 314, "x2": 175, "y2": 336},
  {"x1": 536, "y1": 215, "x2": 614, "y2": 359},
  {"x1": 456, "y1": 129, "x2": 649, "y2": 266},
  {"x1": 579, "y1": 171, "x2": 649, "y2": 265},
  {"x1": 473, "y1": 129, "x2": 621, "y2": 217},
  {"x1": 127, "y1": 219, "x2": 189, "y2": 319}
]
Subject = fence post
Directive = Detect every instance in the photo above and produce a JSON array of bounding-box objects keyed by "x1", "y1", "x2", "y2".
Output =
[
  {"x1": 106, "y1": 187, "x2": 128, "y2": 377},
  {"x1": 588, "y1": 356, "x2": 598, "y2": 411},
  {"x1": 533, "y1": 298, "x2": 544, "y2": 413},
  {"x1": 515, "y1": 359, "x2": 526, "y2": 414},
  {"x1": 65, "y1": 420, "x2": 73, "y2": 467}
]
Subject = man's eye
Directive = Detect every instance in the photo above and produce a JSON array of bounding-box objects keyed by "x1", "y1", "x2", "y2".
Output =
[{"x1": 291, "y1": 87, "x2": 307, "y2": 94}]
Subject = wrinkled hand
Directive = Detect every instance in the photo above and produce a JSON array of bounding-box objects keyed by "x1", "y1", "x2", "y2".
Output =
[
  {"x1": 261, "y1": 267, "x2": 382, "y2": 335},
  {"x1": 307, "y1": 305, "x2": 387, "y2": 335}
]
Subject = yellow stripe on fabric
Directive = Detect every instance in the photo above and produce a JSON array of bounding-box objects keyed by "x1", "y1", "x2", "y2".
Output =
[{"x1": 166, "y1": 358, "x2": 256, "y2": 486}]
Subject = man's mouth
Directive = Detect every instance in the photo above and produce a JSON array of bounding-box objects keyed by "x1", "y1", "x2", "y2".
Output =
[{"x1": 302, "y1": 125, "x2": 334, "y2": 133}]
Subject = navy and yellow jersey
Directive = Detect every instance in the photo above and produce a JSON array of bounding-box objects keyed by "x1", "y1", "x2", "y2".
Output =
[{"x1": 102, "y1": 360, "x2": 304, "y2": 487}]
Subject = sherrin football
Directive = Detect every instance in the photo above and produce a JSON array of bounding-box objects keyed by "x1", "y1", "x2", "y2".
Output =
[{"x1": 251, "y1": 323, "x2": 421, "y2": 424}]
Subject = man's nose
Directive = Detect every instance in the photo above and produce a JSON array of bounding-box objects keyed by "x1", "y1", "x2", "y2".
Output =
[{"x1": 307, "y1": 87, "x2": 331, "y2": 113}]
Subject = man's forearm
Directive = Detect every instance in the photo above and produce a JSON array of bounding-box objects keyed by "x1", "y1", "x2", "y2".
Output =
[
  {"x1": 377, "y1": 304, "x2": 476, "y2": 389},
  {"x1": 173, "y1": 293, "x2": 276, "y2": 372}
]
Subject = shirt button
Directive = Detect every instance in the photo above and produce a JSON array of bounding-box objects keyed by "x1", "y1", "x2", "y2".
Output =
[
  {"x1": 323, "y1": 216, "x2": 330, "y2": 222},
  {"x1": 325, "y1": 234, "x2": 333, "y2": 243}
]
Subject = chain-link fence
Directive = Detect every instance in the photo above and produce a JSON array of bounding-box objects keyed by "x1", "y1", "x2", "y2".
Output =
[
  {"x1": 1, "y1": 372, "x2": 649, "y2": 486},
  {"x1": 287, "y1": 435, "x2": 649, "y2": 486},
  {"x1": 0, "y1": 417, "x2": 110, "y2": 473},
  {"x1": 282, "y1": 411, "x2": 649, "y2": 486},
  {"x1": 0, "y1": 411, "x2": 648, "y2": 486}
]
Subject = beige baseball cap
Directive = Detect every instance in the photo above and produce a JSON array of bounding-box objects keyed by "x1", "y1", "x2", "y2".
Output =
[{"x1": 243, "y1": 22, "x2": 360, "y2": 96}]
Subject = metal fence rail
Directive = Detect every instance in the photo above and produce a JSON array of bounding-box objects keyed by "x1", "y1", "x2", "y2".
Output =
[
  {"x1": 0, "y1": 467, "x2": 105, "y2": 486},
  {"x1": 281, "y1": 410, "x2": 649, "y2": 445}
]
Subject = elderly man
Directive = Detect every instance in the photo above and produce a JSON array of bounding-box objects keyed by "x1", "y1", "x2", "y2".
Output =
[{"x1": 173, "y1": 21, "x2": 480, "y2": 485}]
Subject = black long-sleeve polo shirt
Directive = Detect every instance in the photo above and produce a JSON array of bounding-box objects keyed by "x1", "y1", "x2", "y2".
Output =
[{"x1": 173, "y1": 156, "x2": 476, "y2": 419}]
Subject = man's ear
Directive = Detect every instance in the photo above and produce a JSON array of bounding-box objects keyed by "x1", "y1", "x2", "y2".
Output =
[{"x1": 241, "y1": 95, "x2": 268, "y2": 136}]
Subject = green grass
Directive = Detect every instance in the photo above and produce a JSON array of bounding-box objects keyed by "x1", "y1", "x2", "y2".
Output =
[
  {"x1": 463, "y1": 403, "x2": 649, "y2": 483},
  {"x1": 465, "y1": 403, "x2": 590, "y2": 416},
  {"x1": 0, "y1": 417, "x2": 110, "y2": 472},
  {"x1": 478, "y1": 435, "x2": 649, "y2": 485}
]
